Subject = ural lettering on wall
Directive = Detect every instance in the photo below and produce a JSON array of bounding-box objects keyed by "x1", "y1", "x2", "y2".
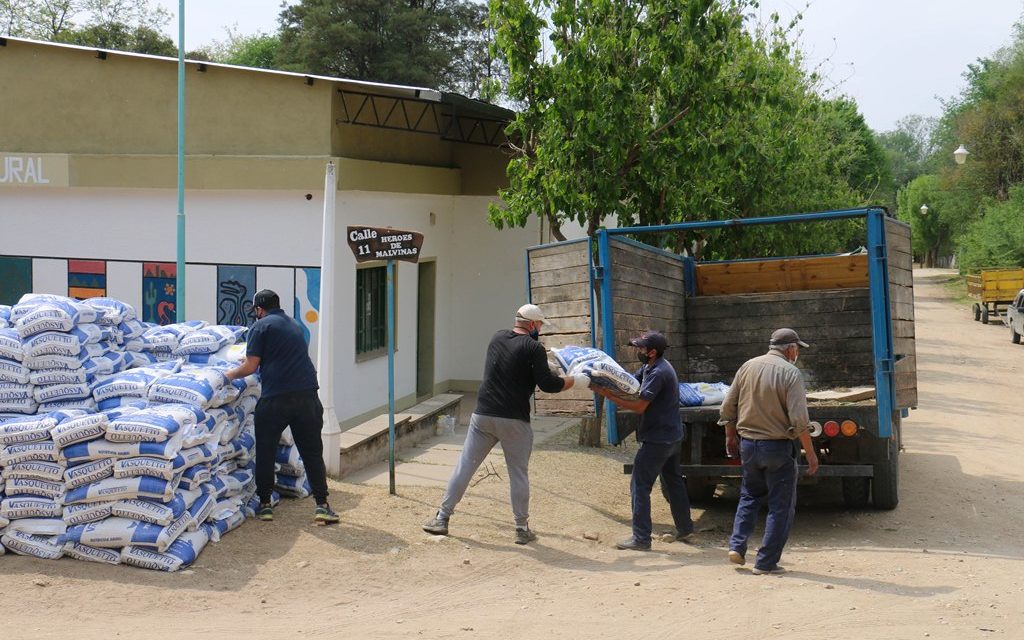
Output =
[{"x1": 0, "y1": 154, "x2": 70, "y2": 187}]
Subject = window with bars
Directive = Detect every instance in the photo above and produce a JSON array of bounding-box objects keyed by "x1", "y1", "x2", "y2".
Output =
[{"x1": 355, "y1": 265, "x2": 392, "y2": 357}]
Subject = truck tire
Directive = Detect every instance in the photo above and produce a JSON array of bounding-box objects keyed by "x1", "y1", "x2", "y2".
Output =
[
  {"x1": 872, "y1": 434, "x2": 900, "y2": 510},
  {"x1": 1013, "y1": 328, "x2": 1021, "y2": 344},
  {"x1": 981, "y1": 307, "x2": 990, "y2": 324},
  {"x1": 842, "y1": 477, "x2": 870, "y2": 509},
  {"x1": 973, "y1": 304, "x2": 981, "y2": 321}
]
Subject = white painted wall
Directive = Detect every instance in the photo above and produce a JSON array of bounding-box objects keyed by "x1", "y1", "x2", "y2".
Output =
[
  {"x1": 0, "y1": 183, "x2": 591, "y2": 425},
  {"x1": 107, "y1": 261, "x2": 142, "y2": 312},
  {"x1": 0, "y1": 187, "x2": 321, "y2": 266},
  {"x1": 31, "y1": 258, "x2": 66, "y2": 295}
]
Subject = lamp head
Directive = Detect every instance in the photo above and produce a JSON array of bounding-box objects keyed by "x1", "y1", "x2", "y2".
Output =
[{"x1": 954, "y1": 144, "x2": 969, "y2": 165}]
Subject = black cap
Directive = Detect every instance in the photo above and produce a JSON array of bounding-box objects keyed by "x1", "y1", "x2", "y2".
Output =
[
  {"x1": 630, "y1": 330, "x2": 668, "y2": 355},
  {"x1": 769, "y1": 328, "x2": 809, "y2": 348},
  {"x1": 253, "y1": 289, "x2": 280, "y2": 310}
]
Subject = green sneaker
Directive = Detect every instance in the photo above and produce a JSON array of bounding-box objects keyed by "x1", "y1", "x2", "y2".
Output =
[
  {"x1": 257, "y1": 504, "x2": 274, "y2": 521},
  {"x1": 314, "y1": 503, "x2": 340, "y2": 525}
]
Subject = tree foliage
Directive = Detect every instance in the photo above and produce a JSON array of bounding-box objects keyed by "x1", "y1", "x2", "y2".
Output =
[
  {"x1": 487, "y1": 0, "x2": 888, "y2": 258},
  {"x1": 275, "y1": 0, "x2": 502, "y2": 97},
  {"x1": 54, "y1": 20, "x2": 175, "y2": 55},
  {"x1": 888, "y1": 18, "x2": 1024, "y2": 270},
  {"x1": 958, "y1": 186, "x2": 1024, "y2": 271},
  {"x1": 1, "y1": 0, "x2": 167, "y2": 40},
  {"x1": 896, "y1": 174, "x2": 957, "y2": 267}
]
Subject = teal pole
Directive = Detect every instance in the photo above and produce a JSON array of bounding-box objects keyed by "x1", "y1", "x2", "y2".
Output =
[
  {"x1": 175, "y1": 0, "x2": 186, "y2": 321},
  {"x1": 387, "y1": 259, "x2": 396, "y2": 495}
]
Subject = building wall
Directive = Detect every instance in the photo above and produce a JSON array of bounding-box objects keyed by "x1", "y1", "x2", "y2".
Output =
[{"x1": 0, "y1": 184, "x2": 553, "y2": 424}]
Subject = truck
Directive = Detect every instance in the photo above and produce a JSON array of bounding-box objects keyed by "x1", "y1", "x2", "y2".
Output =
[
  {"x1": 967, "y1": 268, "x2": 1024, "y2": 324},
  {"x1": 1004, "y1": 288, "x2": 1024, "y2": 344},
  {"x1": 527, "y1": 207, "x2": 916, "y2": 509}
]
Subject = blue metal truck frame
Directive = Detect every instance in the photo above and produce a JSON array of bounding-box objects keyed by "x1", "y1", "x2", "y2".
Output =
[{"x1": 527, "y1": 206, "x2": 910, "y2": 509}]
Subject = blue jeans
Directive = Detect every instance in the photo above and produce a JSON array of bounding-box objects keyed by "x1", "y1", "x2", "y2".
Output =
[
  {"x1": 631, "y1": 440, "x2": 693, "y2": 544},
  {"x1": 729, "y1": 438, "x2": 798, "y2": 571}
]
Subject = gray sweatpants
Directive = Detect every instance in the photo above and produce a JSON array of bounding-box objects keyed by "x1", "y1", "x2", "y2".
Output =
[{"x1": 438, "y1": 413, "x2": 534, "y2": 528}]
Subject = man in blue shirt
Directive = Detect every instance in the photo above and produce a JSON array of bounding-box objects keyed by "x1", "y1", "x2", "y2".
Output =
[
  {"x1": 593, "y1": 331, "x2": 693, "y2": 551},
  {"x1": 225, "y1": 289, "x2": 339, "y2": 525}
]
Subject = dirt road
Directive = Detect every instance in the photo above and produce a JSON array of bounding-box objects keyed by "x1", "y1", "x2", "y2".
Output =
[{"x1": 2, "y1": 269, "x2": 1022, "y2": 639}]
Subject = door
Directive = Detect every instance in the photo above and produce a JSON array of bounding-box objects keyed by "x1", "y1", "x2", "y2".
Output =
[{"x1": 416, "y1": 261, "x2": 437, "y2": 399}]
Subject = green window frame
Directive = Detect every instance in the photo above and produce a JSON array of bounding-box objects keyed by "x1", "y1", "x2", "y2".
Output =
[{"x1": 355, "y1": 265, "x2": 395, "y2": 358}]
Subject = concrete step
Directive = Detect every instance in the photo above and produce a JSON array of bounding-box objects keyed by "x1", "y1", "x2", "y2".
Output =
[{"x1": 336, "y1": 393, "x2": 462, "y2": 478}]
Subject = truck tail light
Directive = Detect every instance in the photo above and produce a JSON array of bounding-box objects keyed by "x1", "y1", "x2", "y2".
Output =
[
  {"x1": 823, "y1": 420, "x2": 840, "y2": 437},
  {"x1": 840, "y1": 420, "x2": 858, "y2": 437}
]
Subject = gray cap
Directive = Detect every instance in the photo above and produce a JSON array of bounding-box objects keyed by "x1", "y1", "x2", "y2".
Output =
[{"x1": 769, "y1": 328, "x2": 809, "y2": 348}]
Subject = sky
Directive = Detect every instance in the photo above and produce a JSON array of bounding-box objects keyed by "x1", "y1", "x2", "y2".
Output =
[{"x1": 155, "y1": 0, "x2": 1024, "y2": 133}]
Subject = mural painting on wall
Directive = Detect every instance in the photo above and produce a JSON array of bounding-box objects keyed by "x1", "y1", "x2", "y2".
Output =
[
  {"x1": 0, "y1": 256, "x2": 32, "y2": 305},
  {"x1": 294, "y1": 267, "x2": 321, "y2": 347},
  {"x1": 68, "y1": 260, "x2": 106, "y2": 300},
  {"x1": 217, "y1": 265, "x2": 257, "y2": 328},
  {"x1": 142, "y1": 262, "x2": 176, "y2": 325}
]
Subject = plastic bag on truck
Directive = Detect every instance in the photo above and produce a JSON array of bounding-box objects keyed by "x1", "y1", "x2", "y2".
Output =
[
  {"x1": 678, "y1": 383, "x2": 704, "y2": 407},
  {"x1": 694, "y1": 382, "x2": 730, "y2": 406},
  {"x1": 551, "y1": 345, "x2": 641, "y2": 397}
]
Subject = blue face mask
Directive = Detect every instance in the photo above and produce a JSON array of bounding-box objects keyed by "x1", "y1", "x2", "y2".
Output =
[{"x1": 529, "y1": 329, "x2": 540, "y2": 340}]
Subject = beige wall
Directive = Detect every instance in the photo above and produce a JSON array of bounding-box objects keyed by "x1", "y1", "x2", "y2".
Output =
[
  {"x1": 0, "y1": 39, "x2": 509, "y2": 196},
  {"x1": 0, "y1": 40, "x2": 333, "y2": 156}
]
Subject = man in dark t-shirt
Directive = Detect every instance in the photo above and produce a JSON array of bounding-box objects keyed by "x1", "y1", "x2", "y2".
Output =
[
  {"x1": 594, "y1": 331, "x2": 693, "y2": 551},
  {"x1": 225, "y1": 289, "x2": 338, "y2": 525},
  {"x1": 423, "y1": 304, "x2": 588, "y2": 544}
]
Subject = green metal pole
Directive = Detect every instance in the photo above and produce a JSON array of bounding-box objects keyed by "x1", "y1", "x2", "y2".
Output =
[
  {"x1": 387, "y1": 259, "x2": 396, "y2": 495},
  {"x1": 176, "y1": 0, "x2": 186, "y2": 321}
]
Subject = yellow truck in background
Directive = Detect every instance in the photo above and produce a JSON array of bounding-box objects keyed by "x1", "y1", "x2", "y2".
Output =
[{"x1": 967, "y1": 268, "x2": 1024, "y2": 324}]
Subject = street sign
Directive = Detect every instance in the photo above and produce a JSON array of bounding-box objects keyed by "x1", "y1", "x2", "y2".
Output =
[
  {"x1": 347, "y1": 226, "x2": 424, "y2": 264},
  {"x1": 346, "y1": 224, "x2": 424, "y2": 496}
]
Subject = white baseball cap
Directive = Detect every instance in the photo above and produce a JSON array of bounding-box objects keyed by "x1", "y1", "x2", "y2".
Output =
[{"x1": 516, "y1": 303, "x2": 547, "y2": 324}]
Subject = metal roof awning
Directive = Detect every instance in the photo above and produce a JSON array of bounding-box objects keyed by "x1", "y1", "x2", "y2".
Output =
[{"x1": 336, "y1": 88, "x2": 513, "y2": 147}]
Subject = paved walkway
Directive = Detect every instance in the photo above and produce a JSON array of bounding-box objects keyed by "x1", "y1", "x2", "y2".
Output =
[{"x1": 344, "y1": 392, "x2": 581, "y2": 487}]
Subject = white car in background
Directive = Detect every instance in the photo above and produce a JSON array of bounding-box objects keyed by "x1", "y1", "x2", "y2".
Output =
[{"x1": 1006, "y1": 289, "x2": 1024, "y2": 344}]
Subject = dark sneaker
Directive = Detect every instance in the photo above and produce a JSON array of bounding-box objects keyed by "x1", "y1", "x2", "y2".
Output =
[
  {"x1": 257, "y1": 504, "x2": 273, "y2": 521},
  {"x1": 752, "y1": 565, "x2": 787, "y2": 575},
  {"x1": 616, "y1": 537, "x2": 651, "y2": 551},
  {"x1": 728, "y1": 550, "x2": 745, "y2": 565},
  {"x1": 674, "y1": 529, "x2": 694, "y2": 543},
  {"x1": 422, "y1": 513, "x2": 449, "y2": 535},
  {"x1": 514, "y1": 528, "x2": 537, "y2": 545},
  {"x1": 314, "y1": 504, "x2": 340, "y2": 525}
]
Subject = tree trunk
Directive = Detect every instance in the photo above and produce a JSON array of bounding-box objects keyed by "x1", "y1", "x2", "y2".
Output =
[{"x1": 578, "y1": 416, "x2": 602, "y2": 447}]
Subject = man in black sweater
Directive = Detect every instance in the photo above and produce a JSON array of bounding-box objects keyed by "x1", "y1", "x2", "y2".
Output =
[{"x1": 423, "y1": 304, "x2": 588, "y2": 544}]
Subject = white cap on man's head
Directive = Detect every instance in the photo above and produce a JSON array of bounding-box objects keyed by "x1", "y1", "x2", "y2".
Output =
[{"x1": 516, "y1": 303, "x2": 547, "y2": 324}]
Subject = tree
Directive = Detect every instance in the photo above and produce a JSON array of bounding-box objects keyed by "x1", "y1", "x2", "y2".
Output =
[
  {"x1": 487, "y1": 0, "x2": 886, "y2": 258},
  {"x1": 895, "y1": 174, "x2": 960, "y2": 268},
  {"x1": 275, "y1": 0, "x2": 499, "y2": 97},
  {"x1": 54, "y1": 21, "x2": 176, "y2": 55},
  {"x1": 197, "y1": 28, "x2": 281, "y2": 69},
  {"x1": 958, "y1": 186, "x2": 1024, "y2": 271},
  {"x1": 0, "y1": 0, "x2": 168, "y2": 40}
]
